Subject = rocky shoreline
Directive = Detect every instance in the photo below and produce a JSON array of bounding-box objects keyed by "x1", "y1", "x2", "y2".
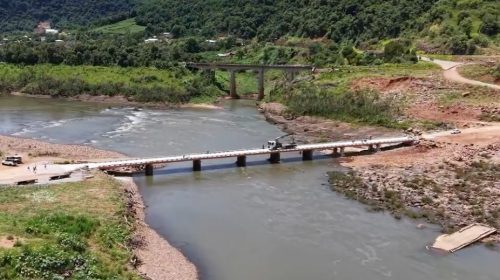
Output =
[
  {"x1": 259, "y1": 102, "x2": 500, "y2": 245},
  {"x1": 0, "y1": 134, "x2": 198, "y2": 280}
]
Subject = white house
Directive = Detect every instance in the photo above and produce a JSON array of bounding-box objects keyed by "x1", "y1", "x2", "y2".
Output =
[
  {"x1": 144, "y1": 38, "x2": 159, "y2": 43},
  {"x1": 45, "y1": 29, "x2": 59, "y2": 35}
]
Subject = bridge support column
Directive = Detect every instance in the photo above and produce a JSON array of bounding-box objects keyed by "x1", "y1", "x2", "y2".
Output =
[
  {"x1": 339, "y1": 147, "x2": 345, "y2": 157},
  {"x1": 236, "y1": 155, "x2": 246, "y2": 167},
  {"x1": 302, "y1": 150, "x2": 313, "y2": 161},
  {"x1": 269, "y1": 152, "x2": 280, "y2": 164},
  {"x1": 257, "y1": 69, "x2": 265, "y2": 100},
  {"x1": 193, "y1": 160, "x2": 201, "y2": 171},
  {"x1": 368, "y1": 145, "x2": 375, "y2": 152},
  {"x1": 229, "y1": 70, "x2": 239, "y2": 99},
  {"x1": 376, "y1": 144, "x2": 381, "y2": 152},
  {"x1": 145, "y1": 164, "x2": 154, "y2": 176}
]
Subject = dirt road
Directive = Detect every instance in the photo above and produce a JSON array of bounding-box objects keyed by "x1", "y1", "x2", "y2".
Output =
[{"x1": 421, "y1": 57, "x2": 500, "y2": 90}]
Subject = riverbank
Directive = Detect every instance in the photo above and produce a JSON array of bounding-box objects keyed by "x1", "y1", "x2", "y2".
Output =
[
  {"x1": 0, "y1": 135, "x2": 198, "y2": 280},
  {"x1": 337, "y1": 125, "x2": 500, "y2": 243},
  {"x1": 9, "y1": 91, "x2": 223, "y2": 110},
  {"x1": 259, "y1": 101, "x2": 500, "y2": 245}
]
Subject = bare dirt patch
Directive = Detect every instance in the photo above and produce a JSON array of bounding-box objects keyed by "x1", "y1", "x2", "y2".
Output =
[{"x1": 0, "y1": 236, "x2": 19, "y2": 249}]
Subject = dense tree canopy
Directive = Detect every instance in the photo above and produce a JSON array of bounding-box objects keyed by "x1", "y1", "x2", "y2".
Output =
[
  {"x1": 0, "y1": 0, "x2": 135, "y2": 32},
  {"x1": 136, "y1": 0, "x2": 438, "y2": 42}
]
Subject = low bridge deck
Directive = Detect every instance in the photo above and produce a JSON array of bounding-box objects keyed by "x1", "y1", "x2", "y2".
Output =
[{"x1": 80, "y1": 136, "x2": 415, "y2": 175}]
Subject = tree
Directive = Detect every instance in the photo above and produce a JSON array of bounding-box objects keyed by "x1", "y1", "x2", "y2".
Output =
[
  {"x1": 184, "y1": 38, "x2": 200, "y2": 53},
  {"x1": 480, "y1": 14, "x2": 499, "y2": 36},
  {"x1": 448, "y1": 34, "x2": 468, "y2": 55},
  {"x1": 459, "y1": 17, "x2": 473, "y2": 37}
]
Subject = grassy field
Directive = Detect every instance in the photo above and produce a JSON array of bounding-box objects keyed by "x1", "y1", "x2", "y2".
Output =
[
  {"x1": 0, "y1": 64, "x2": 222, "y2": 103},
  {"x1": 0, "y1": 174, "x2": 140, "y2": 279},
  {"x1": 93, "y1": 18, "x2": 146, "y2": 35}
]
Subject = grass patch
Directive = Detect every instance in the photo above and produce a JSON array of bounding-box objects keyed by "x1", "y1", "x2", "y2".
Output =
[
  {"x1": 0, "y1": 174, "x2": 140, "y2": 279},
  {"x1": 93, "y1": 18, "x2": 146, "y2": 35}
]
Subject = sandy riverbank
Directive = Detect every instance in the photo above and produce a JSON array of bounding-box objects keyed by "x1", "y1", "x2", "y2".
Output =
[{"x1": 0, "y1": 134, "x2": 198, "y2": 280}]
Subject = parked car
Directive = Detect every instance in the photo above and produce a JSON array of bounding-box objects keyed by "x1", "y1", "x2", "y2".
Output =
[
  {"x1": 2, "y1": 160, "x2": 17, "y2": 166},
  {"x1": 451, "y1": 129, "x2": 461, "y2": 135}
]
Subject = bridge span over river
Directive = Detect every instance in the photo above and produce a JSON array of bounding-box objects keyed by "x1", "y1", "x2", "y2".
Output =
[
  {"x1": 76, "y1": 136, "x2": 416, "y2": 176},
  {"x1": 186, "y1": 62, "x2": 313, "y2": 100}
]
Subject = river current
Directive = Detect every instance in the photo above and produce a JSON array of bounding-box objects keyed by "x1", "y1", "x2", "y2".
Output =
[{"x1": 1, "y1": 95, "x2": 498, "y2": 280}]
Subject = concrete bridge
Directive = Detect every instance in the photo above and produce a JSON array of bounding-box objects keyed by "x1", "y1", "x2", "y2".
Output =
[
  {"x1": 186, "y1": 63, "x2": 314, "y2": 100},
  {"x1": 76, "y1": 136, "x2": 415, "y2": 176}
]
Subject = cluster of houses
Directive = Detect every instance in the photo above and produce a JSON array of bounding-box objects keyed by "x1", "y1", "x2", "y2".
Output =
[{"x1": 144, "y1": 32, "x2": 174, "y2": 43}]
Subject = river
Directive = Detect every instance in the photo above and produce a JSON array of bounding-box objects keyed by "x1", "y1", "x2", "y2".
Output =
[{"x1": 1, "y1": 94, "x2": 498, "y2": 280}]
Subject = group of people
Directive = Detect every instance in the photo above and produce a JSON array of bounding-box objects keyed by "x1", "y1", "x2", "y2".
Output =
[{"x1": 27, "y1": 163, "x2": 47, "y2": 174}]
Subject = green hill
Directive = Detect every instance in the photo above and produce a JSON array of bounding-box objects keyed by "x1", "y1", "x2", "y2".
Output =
[
  {"x1": 136, "y1": 0, "x2": 437, "y2": 41},
  {"x1": 0, "y1": 0, "x2": 135, "y2": 32}
]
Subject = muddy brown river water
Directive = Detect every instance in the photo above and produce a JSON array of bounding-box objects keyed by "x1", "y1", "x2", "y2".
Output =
[{"x1": 1, "y1": 94, "x2": 499, "y2": 280}]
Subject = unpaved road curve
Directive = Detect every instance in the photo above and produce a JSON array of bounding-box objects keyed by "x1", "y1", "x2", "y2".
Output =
[{"x1": 421, "y1": 57, "x2": 500, "y2": 90}]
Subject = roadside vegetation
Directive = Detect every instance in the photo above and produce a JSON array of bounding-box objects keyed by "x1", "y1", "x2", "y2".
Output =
[{"x1": 0, "y1": 174, "x2": 140, "y2": 279}]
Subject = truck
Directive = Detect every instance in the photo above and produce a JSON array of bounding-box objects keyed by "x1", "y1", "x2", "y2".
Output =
[
  {"x1": 5, "y1": 155, "x2": 22, "y2": 164},
  {"x1": 267, "y1": 134, "x2": 297, "y2": 150}
]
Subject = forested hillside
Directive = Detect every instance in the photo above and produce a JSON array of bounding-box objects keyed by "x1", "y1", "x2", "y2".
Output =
[
  {"x1": 0, "y1": 0, "x2": 135, "y2": 32},
  {"x1": 136, "y1": 0, "x2": 437, "y2": 41}
]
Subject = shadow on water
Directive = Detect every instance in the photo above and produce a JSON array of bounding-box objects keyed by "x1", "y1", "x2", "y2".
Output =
[{"x1": 136, "y1": 154, "x2": 335, "y2": 177}]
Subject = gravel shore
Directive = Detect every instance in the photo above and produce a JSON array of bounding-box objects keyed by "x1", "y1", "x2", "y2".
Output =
[{"x1": 0, "y1": 134, "x2": 198, "y2": 280}]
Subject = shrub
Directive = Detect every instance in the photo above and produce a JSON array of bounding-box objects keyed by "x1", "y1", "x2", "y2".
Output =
[
  {"x1": 383, "y1": 40, "x2": 417, "y2": 63},
  {"x1": 448, "y1": 34, "x2": 468, "y2": 54},
  {"x1": 480, "y1": 14, "x2": 499, "y2": 36},
  {"x1": 284, "y1": 84, "x2": 403, "y2": 128}
]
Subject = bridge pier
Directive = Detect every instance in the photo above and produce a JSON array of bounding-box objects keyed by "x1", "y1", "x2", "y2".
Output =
[
  {"x1": 145, "y1": 164, "x2": 154, "y2": 176},
  {"x1": 257, "y1": 69, "x2": 265, "y2": 100},
  {"x1": 229, "y1": 70, "x2": 239, "y2": 99},
  {"x1": 368, "y1": 145, "x2": 375, "y2": 152},
  {"x1": 376, "y1": 144, "x2": 381, "y2": 152},
  {"x1": 236, "y1": 155, "x2": 246, "y2": 167},
  {"x1": 339, "y1": 147, "x2": 345, "y2": 157},
  {"x1": 302, "y1": 150, "x2": 313, "y2": 161},
  {"x1": 193, "y1": 159, "x2": 201, "y2": 171},
  {"x1": 269, "y1": 152, "x2": 280, "y2": 164}
]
